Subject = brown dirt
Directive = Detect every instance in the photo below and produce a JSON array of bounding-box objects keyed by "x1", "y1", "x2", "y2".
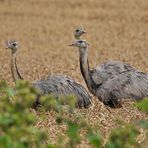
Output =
[{"x1": 0, "y1": 0, "x2": 147, "y2": 147}]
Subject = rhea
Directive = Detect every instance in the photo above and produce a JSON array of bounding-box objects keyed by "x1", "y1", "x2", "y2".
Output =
[
  {"x1": 73, "y1": 27, "x2": 138, "y2": 84},
  {"x1": 70, "y1": 40, "x2": 148, "y2": 107},
  {"x1": 74, "y1": 27, "x2": 86, "y2": 40},
  {"x1": 6, "y1": 40, "x2": 91, "y2": 108}
]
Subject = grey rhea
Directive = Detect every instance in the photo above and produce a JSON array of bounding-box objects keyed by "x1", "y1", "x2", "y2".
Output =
[
  {"x1": 70, "y1": 40, "x2": 148, "y2": 107},
  {"x1": 6, "y1": 40, "x2": 91, "y2": 108},
  {"x1": 74, "y1": 27, "x2": 87, "y2": 40},
  {"x1": 73, "y1": 27, "x2": 138, "y2": 84}
]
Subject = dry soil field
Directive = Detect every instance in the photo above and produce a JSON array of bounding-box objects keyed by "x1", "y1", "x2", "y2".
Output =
[{"x1": 0, "y1": 0, "x2": 148, "y2": 147}]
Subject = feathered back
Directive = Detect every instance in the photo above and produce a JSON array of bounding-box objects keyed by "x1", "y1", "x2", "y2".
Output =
[
  {"x1": 33, "y1": 75, "x2": 91, "y2": 108},
  {"x1": 91, "y1": 60, "x2": 137, "y2": 85},
  {"x1": 96, "y1": 71, "x2": 148, "y2": 107}
]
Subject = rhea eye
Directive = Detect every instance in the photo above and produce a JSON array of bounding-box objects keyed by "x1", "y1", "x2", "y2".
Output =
[
  {"x1": 78, "y1": 41, "x2": 83, "y2": 43},
  {"x1": 76, "y1": 29, "x2": 80, "y2": 32},
  {"x1": 13, "y1": 42, "x2": 18, "y2": 47}
]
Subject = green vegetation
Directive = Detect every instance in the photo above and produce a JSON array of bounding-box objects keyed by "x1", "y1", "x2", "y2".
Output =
[
  {"x1": 105, "y1": 123, "x2": 139, "y2": 148},
  {"x1": 135, "y1": 98, "x2": 148, "y2": 113},
  {"x1": 0, "y1": 80, "x2": 47, "y2": 147},
  {"x1": 0, "y1": 80, "x2": 147, "y2": 148}
]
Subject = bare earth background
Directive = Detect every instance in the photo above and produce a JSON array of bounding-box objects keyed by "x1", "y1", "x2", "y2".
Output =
[{"x1": 0, "y1": 0, "x2": 147, "y2": 147}]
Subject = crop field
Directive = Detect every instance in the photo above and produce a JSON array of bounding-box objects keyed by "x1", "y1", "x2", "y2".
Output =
[{"x1": 0, "y1": 0, "x2": 148, "y2": 147}]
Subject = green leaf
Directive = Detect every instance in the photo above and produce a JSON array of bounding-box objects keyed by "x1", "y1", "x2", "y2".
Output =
[
  {"x1": 135, "y1": 98, "x2": 148, "y2": 113},
  {"x1": 66, "y1": 122, "x2": 81, "y2": 146},
  {"x1": 138, "y1": 120, "x2": 148, "y2": 129},
  {"x1": 105, "y1": 124, "x2": 139, "y2": 148},
  {"x1": 87, "y1": 134, "x2": 102, "y2": 148},
  {"x1": 5, "y1": 88, "x2": 14, "y2": 98}
]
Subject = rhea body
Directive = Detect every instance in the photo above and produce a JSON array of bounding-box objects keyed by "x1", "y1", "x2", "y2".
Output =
[
  {"x1": 6, "y1": 40, "x2": 91, "y2": 108},
  {"x1": 70, "y1": 40, "x2": 148, "y2": 107}
]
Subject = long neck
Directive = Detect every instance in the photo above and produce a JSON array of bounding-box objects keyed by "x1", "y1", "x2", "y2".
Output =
[
  {"x1": 79, "y1": 47, "x2": 96, "y2": 94},
  {"x1": 75, "y1": 36, "x2": 81, "y2": 40},
  {"x1": 11, "y1": 52, "x2": 23, "y2": 82}
]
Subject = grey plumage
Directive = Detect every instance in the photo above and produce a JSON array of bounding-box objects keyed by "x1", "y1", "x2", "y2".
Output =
[
  {"x1": 32, "y1": 75, "x2": 91, "y2": 108},
  {"x1": 70, "y1": 39, "x2": 148, "y2": 107},
  {"x1": 6, "y1": 40, "x2": 91, "y2": 108},
  {"x1": 90, "y1": 60, "x2": 137, "y2": 85},
  {"x1": 96, "y1": 71, "x2": 148, "y2": 107}
]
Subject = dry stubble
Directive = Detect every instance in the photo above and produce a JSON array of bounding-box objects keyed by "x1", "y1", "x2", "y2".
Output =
[{"x1": 0, "y1": 0, "x2": 147, "y2": 147}]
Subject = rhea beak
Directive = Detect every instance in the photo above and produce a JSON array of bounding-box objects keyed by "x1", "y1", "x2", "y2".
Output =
[
  {"x1": 5, "y1": 46, "x2": 10, "y2": 49},
  {"x1": 82, "y1": 31, "x2": 87, "y2": 34},
  {"x1": 69, "y1": 43, "x2": 75, "y2": 46},
  {"x1": 5, "y1": 40, "x2": 10, "y2": 49}
]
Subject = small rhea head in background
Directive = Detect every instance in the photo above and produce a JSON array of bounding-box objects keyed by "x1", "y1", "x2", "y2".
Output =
[
  {"x1": 74, "y1": 27, "x2": 87, "y2": 39},
  {"x1": 5, "y1": 40, "x2": 18, "y2": 53}
]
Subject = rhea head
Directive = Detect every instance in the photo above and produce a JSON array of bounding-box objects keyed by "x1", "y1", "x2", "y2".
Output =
[
  {"x1": 74, "y1": 27, "x2": 86, "y2": 39},
  {"x1": 69, "y1": 39, "x2": 89, "y2": 54},
  {"x1": 6, "y1": 40, "x2": 18, "y2": 54},
  {"x1": 70, "y1": 39, "x2": 89, "y2": 48}
]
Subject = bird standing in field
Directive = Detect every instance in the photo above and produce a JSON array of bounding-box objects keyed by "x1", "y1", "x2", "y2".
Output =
[
  {"x1": 70, "y1": 39, "x2": 148, "y2": 107},
  {"x1": 6, "y1": 40, "x2": 91, "y2": 108}
]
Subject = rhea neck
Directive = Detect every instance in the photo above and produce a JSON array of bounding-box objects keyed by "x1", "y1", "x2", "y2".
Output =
[
  {"x1": 75, "y1": 35, "x2": 81, "y2": 40},
  {"x1": 79, "y1": 46, "x2": 96, "y2": 94},
  {"x1": 11, "y1": 49, "x2": 23, "y2": 82}
]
